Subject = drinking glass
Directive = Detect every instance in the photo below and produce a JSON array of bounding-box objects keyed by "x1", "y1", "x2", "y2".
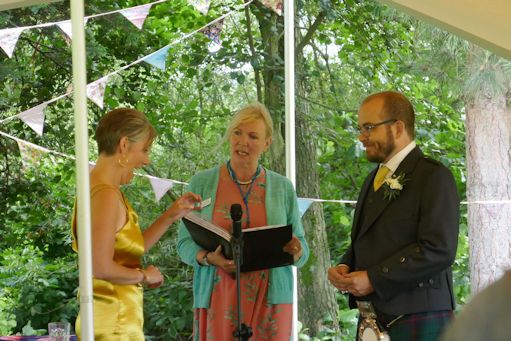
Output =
[{"x1": 48, "y1": 321, "x2": 70, "y2": 341}]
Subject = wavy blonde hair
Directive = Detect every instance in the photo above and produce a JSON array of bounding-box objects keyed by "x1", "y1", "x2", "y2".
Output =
[{"x1": 225, "y1": 102, "x2": 274, "y2": 140}]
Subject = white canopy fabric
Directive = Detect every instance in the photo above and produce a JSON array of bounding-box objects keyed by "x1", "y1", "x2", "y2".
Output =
[{"x1": 379, "y1": 0, "x2": 511, "y2": 60}]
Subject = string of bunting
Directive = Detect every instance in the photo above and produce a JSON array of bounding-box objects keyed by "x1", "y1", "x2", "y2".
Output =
[
  {"x1": 0, "y1": 130, "x2": 186, "y2": 202},
  {"x1": 0, "y1": 0, "x2": 282, "y2": 58},
  {"x1": 0, "y1": 128, "x2": 346, "y2": 215},
  {"x1": 1, "y1": 130, "x2": 498, "y2": 218},
  {"x1": 0, "y1": 0, "x2": 257, "y2": 135},
  {"x1": 0, "y1": 0, "x2": 165, "y2": 57}
]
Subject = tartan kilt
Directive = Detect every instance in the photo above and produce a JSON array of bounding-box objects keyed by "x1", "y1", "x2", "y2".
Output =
[
  {"x1": 386, "y1": 310, "x2": 453, "y2": 341},
  {"x1": 356, "y1": 310, "x2": 453, "y2": 341}
]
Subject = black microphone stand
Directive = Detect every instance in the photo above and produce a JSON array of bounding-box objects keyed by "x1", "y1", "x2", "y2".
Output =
[{"x1": 230, "y1": 204, "x2": 252, "y2": 341}]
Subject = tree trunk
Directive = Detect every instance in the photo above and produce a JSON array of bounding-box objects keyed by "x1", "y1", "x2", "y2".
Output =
[
  {"x1": 295, "y1": 79, "x2": 340, "y2": 335},
  {"x1": 252, "y1": 3, "x2": 286, "y2": 175},
  {"x1": 465, "y1": 91, "x2": 511, "y2": 293},
  {"x1": 250, "y1": 4, "x2": 339, "y2": 334}
]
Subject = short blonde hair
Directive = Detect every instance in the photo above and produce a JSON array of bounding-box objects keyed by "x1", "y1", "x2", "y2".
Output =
[
  {"x1": 226, "y1": 102, "x2": 274, "y2": 139},
  {"x1": 95, "y1": 108, "x2": 157, "y2": 155}
]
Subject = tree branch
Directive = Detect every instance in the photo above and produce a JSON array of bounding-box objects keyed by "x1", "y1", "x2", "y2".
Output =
[
  {"x1": 20, "y1": 37, "x2": 71, "y2": 69},
  {"x1": 296, "y1": 93, "x2": 356, "y2": 113},
  {"x1": 295, "y1": 11, "x2": 327, "y2": 58},
  {"x1": 244, "y1": 0, "x2": 263, "y2": 102}
]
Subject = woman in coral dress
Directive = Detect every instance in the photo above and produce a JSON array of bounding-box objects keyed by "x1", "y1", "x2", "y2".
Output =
[{"x1": 178, "y1": 102, "x2": 309, "y2": 340}]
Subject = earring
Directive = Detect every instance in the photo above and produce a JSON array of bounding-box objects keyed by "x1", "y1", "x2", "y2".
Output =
[{"x1": 118, "y1": 157, "x2": 128, "y2": 167}]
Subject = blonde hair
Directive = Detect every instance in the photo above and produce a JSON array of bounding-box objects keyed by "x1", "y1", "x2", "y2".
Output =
[
  {"x1": 95, "y1": 108, "x2": 157, "y2": 155},
  {"x1": 225, "y1": 102, "x2": 274, "y2": 139}
]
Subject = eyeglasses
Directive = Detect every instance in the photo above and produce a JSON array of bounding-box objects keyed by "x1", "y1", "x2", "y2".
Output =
[{"x1": 357, "y1": 119, "x2": 397, "y2": 135}]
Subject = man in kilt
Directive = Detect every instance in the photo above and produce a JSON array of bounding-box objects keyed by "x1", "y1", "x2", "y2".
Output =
[{"x1": 328, "y1": 91, "x2": 460, "y2": 341}]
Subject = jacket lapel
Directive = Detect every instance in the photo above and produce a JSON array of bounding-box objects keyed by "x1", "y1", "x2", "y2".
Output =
[
  {"x1": 352, "y1": 167, "x2": 377, "y2": 238},
  {"x1": 355, "y1": 147, "x2": 423, "y2": 239}
]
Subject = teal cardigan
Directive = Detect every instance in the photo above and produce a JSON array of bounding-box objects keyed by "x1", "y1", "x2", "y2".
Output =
[{"x1": 177, "y1": 165, "x2": 309, "y2": 308}]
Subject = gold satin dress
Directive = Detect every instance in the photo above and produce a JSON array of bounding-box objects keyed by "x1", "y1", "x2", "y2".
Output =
[{"x1": 72, "y1": 184, "x2": 145, "y2": 340}]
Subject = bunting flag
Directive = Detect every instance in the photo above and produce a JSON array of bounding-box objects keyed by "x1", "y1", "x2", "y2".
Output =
[
  {"x1": 147, "y1": 175, "x2": 175, "y2": 202},
  {"x1": 18, "y1": 103, "x2": 47, "y2": 136},
  {"x1": 0, "y1": 27, "x2": 24, "y2": 58},
  {"x1": 120, "y1": 4, "x2": 152, "y2": 30},
  {"x1": 17, "y1": 140, "x2": 46, "y2": 170},
  {"x1": 143, "y1": 45, "x2": 170, "y2": 70},
  {"x1": 189, "y1": 0, "x2": 211, "y2": 15},
  {"x1": 200, "y1": 19, "x2": 224, "y2": 45},
  {"x1": 56, "y1": 19, "x2": 89, "y2": 40},
  {"x1": 0, "y1": 1, "x2": 255, "y2": 131},
  {"x1": 297, "y1": 198, "x2": 314, "y2": 218},
  {"x1": 260, "y1": 0, "x2": 283, "y2": 15},
  {"x1": 86, "y1": 76, "x2": 109, "y2": 108}
]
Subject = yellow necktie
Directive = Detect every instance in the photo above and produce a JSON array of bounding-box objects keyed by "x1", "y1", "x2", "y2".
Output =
[{"x1": 373, "y1": 165, "x2": 390, "y2": 191}]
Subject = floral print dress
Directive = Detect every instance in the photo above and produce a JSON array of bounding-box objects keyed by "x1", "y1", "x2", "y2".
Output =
[{"x1": 193, "y1": 165, "x2": 292, "y2": 341}]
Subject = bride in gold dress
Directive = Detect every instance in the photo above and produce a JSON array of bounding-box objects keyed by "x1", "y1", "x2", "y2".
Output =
[{"x1": 72, "y1": 108, "x2": 201, "y2": 340}]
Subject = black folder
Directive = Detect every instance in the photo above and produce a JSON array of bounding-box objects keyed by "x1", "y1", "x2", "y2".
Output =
[{"x1": 182, "y1": 213, "x2": 293, "y2": 272}]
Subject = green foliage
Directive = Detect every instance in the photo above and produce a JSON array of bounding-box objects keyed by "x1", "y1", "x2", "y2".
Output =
[
  {"x1": 0, "y1": 245, "x2": 78, "y2": 334},
  {"x1": 0, "y1": 156, "x2": 78, "y2": 334},
  {"x1": 0, "y1": 295, "x2": 17, "y2": 335},
  {"x1": 142, "y1": 239, "x2": 195, "y2": 340}
]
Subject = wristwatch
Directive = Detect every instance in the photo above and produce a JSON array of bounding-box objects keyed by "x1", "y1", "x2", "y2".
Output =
[{"x1": 202, "y1": 252, "x2": 210, "y2": 266}]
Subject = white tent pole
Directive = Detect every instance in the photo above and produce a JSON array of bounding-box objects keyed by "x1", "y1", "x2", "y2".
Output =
[
  {"x1": 285, "y1": 0, "x2": 296, "y2": 184},
  {"x1": 284, "y1": 0, "x2": 297, "y2": 340},
  {"x1": 70, "y1": 0, "x2": 94, "y2": 340}
]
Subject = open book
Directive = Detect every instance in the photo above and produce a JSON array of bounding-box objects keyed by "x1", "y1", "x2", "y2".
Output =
[{"x1": 182, "y1": 213, "x2": 294, "y2": 272}]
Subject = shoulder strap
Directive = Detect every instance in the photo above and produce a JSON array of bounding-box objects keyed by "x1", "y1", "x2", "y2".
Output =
[
  {"x1": 90, "y1": 183, "x2": 121, "y2": 198},
  {"x1": 72, "y1": 184, "x2": 127, "y2": 248}
]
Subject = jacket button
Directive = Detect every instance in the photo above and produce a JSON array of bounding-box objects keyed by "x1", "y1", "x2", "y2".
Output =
[
  {"x1": 382, "y1": 267, "x2": 389, "y2": 273},
  {"x1": 429, "y1": 278, "x2": 434, "y2": 285},
  {"x1": 418, "y1": 282, "x2": 424, "y2": 288},
  {"x1": 399, "y1": 257, "x2": 406, "y2": 263}
]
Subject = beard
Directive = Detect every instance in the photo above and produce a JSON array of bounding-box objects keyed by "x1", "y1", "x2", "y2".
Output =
[{"x1": 365, "y1": 127, "x2": 395, "y2": 163}]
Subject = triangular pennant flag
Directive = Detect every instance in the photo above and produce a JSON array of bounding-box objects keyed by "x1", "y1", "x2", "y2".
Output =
[
  {"x1": 200, "y1": 19, "x2": 224, "y2": 45},
  {"x1": 18, "y1": 103, "x2": 47, "y2": 136},
  {"x1": 86, "y1": 76, "x2": 109, "y2": 108},
  {"x1": 147, "y1": 176, "x2": 175, "y2": 202},
  {"x1": 0, "y1": 27, "x2": 24, "y2": 58},
  {"x1": 17, "y1": 140, "x2": 46, "y2": 170},
  {"x1": 120, "y1": 4, "x2": 152, "y2": 30},
  {"x1": 260, "y1": 0, "x2": 283, "y2": 15},
  {"x1": 297, "y1": 198, "x2": 314, "y2": 218},
  {"x1": 56, "y1": 18, "x2": 88, "y2": 40},
  {"x1": 144, "y1": 46, "x2": 170, "y2": 70},
  {"x1": 189, "y1": 0, "x2": 210, "y2": 15}
]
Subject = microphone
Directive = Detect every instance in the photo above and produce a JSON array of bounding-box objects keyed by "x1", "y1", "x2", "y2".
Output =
[
  {"x1": 230, "y1": 203, "x2": 243, "y2": 239},
  {"x1": 230, "y1": 204, "x2": 243, "y2": 278}
]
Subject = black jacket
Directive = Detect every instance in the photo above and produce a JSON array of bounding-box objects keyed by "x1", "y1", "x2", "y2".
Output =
[{"x1": 341, "y1": 147, "x2": 460, "y2": 315}]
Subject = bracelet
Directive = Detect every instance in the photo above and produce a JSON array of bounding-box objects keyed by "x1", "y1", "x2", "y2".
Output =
[{"x1": 136, "y1": 268, "x2": 147, "y2": 285}]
